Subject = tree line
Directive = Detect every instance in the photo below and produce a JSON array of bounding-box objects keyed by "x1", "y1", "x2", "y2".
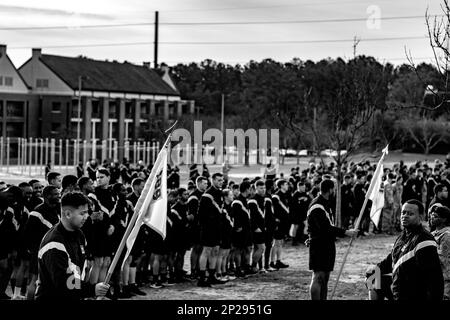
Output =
[{"x1": 168, "y1": 56, "x2": 449, "y2": 155}]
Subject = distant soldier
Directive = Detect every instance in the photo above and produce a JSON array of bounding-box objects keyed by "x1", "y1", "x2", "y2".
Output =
[
  {"x1": 186, "y1": 176, "x2": 208, "y2": 279},
  {"x1": 197, "y1": 173, "x2": 227, "y2": 287},
  {"x1": 381, "y1": 173, "x2": 395, "y2": 235},
  {"x1": 24, "y1": 186, "x2": 61, "y2": 300},
  {"x1": 270, "y1": 179, "x2": 290, "y2": 269}
]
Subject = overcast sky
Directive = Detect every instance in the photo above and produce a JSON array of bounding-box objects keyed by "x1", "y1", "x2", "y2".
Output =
[{"x1": 0, "y1": 0, "x2": 444, "y2": 68}]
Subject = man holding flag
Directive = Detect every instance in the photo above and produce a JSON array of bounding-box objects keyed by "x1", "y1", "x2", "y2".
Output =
[
  {"x1": 306, "y1": 179, "x2": 358, "y2": 300},
  {"x1": 330, "y1": 145, "x2": 387, "y2": 299}
]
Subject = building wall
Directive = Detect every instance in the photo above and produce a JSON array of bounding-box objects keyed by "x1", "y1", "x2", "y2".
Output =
[
  {"x1": 0, "y1": 93, "x2": 29, "y2": 138},
  {"x1": 19, "y1": 57, "x2": 73, "y2": 96},
  {"x1": 0, "y1": 54, "x2": 29, "y2": 94},
  {"x1": 39, "y1": 95, "x2": 72, "y2": 139}
]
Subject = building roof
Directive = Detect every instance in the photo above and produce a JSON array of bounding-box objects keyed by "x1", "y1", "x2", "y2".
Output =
[{"x1": 39, "y1": 54, "x2": 180, "y2": 96}]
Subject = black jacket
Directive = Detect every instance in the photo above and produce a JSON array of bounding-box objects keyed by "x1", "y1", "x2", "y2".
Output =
[
  {"x1": 307, "y1": 194, "x2": 347, "y2": 271},
  {"x1": 36, "y1": 222, "x2": 95, "y2": 300},
  {"x1": 248, "y1": 194, "x2": 266, "y2": 233},
  {"x1": 272, "y1": 190, "x2": 290, "y2": 234},
  {"x1": 233, "y1": 195, "x2": 251, "y2": 233},
  {"x1": 198, "y1": 186, "x2": 223, "y2": 231},
  {"x1": 187, "y1": 188, "x2": 204, "y2": 229},
  {"x1": 378, "y1": 225, "x2": 444, "y2": 300},
  {"x1": 24, "y1": 202, "x2": 60, "y2": 255},
  {"x1": 291, "y1": 191, "x2": 311, "y2": 224}
]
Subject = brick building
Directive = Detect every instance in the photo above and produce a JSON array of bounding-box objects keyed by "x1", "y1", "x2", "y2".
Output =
[{"x1": 0, "y1": 44, "x2": 195, "y2": 160}]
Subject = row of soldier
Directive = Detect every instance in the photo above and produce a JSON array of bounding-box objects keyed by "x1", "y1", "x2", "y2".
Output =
[{"x1": 1, "y1": 154, "x2": 450, "y2": 299}]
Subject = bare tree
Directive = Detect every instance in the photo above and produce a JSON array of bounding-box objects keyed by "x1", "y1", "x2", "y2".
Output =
[
  {"x1": 403, "y1": 0, "x2": 450, "y2": 111},
  {"x1": 276, "y1": 57, "x2": 390, "y2": 227},
  {"x1": 398, "y1": 116, "x2": 449, "y2": 154}
]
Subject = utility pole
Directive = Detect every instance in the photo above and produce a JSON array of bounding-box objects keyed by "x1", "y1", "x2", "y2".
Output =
[
  {"x1": 154, "y1": 11, "x2": 159, "y2": 69},
  {"x1": 353, "y1": 36, "x2": 361, "y2": 58},
  {"x1": 221, "y1": 94, "x2": 225, "y2": 164}
]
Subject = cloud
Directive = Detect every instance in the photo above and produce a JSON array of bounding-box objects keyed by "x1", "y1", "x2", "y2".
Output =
[{"x1": 0, "y1": 4, "x2": 114, "y2": 20}]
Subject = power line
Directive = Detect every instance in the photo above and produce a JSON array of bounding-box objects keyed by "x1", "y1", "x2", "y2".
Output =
[
  {"x1": 8, "y1": 36, "x2": 429, "y2": 50},
  {"x1": 0, "y1": 22, "x2": 152, "y2": 31},
  {"x1": 159, "y1": 15, "x2": 439, "y2": 26},
  {"x1": 160, "y1": 0, "x2": 393, "y2": 13},
  {"x1": 0, "y1": 14, "x2": 442, "y2": 31}
]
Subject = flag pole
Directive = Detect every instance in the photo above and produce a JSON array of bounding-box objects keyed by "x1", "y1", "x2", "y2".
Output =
[
  {"x1": 103, "y1": 121, "x2": 178, "y2": 286},
  {"x1": 330, "y1": 145, "x2": 388, "y2": 300}
]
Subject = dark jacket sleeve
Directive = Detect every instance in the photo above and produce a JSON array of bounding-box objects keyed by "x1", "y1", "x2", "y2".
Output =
[
  {"x1": 248, "y1": 201, "x2": 261, "y2": 232},
  {"x1": 187, "y1": 197, "x2": 199, "y2": 217},
  {"x1": 415, "y1": 244, "x2": 444, "y2": 300},
  {"x1": 377, "y1": 253, "x2": 393, "y2": 275},
  {"x1": 24, "y1": 215, "x2": 42, "y2": 253},
  {"x1": 232, "y1": 202, "x2": 243, "y2": 230},
  {"x1": 197, "y1": 196, "x2": 209, "y2": 226}
]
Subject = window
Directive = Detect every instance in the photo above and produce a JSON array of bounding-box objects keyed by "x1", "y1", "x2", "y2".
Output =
[
  {"x1": 51, "y1": 123, "x2": 61, "y2": 133},
  {"x1": 127, "y1": 122, "x2": 133, "y2": 140},
  {"x1": 182, "y1": 104, "x2": 188, "y2": 114},
  {"x1": 92, "y1": 100, "x2": 100, "y2": 118},
  {"x1": 6, "y1": 101, "x2": 24, "y2": 117},
  {"x1": 0, "y1": 76, "x2": 3, "y2": 86},
  {"x1": 109, "y1": 101, "x2": 117, "y2": 118},
  {"x1": 140, "y1": 102, "x2": 149, "y2": 117},
  {"x1": 155, "y1": 104, "x2": 162, "y2": 116},
  {"x1": 125, "y1": 101, "x2": 133, "y2": 118},
  {"x1": 6, "y1": 122, "x2": 23, "y2": 137},
  {"x1": 71, "y1": 100, "x2": 80, "y2": 118},
  {"x1": 0, "y1": 101, "x2": 3, "y2": 116},
  {"x1": 4, "y1": 77, "x2": 13, "y2": 86},
  {"x1": 36, "y1": 79, "x2": 49, "y2": 88},
  {"x1": 51, "y1": 102, "x2": 62, "y2": 112},
  {"x1": 169, "y1": 104, "x2": 175, "y2": 117}
]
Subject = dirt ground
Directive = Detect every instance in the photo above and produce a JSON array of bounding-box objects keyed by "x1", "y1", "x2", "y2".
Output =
[{"x1": 131, "y1": 233, "x2": 396, "y2": 300}]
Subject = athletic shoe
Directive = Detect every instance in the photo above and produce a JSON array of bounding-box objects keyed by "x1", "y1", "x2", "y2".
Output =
[
  {"x1": 226, "y1": 275, "x2": 236, "y2": 281},
  {"x1": 265, "y1": 266, "x2": 277, "y2": 272},
  {"x1": 188, "y1": 273, "x2": 198, "y2": 281},
  {"x1": 150, "y1": 281, "x2": 163, "y2": 289},
  {"x1": 247, "y1": 267, "x2": 259, "y2": 275},
  {"x1": 269, "y1": 262, "x2": 279, "y2": 270},
  {"x1": 129, "y1": 284, "x2": 146, "y2": 296},
  {"x1": 209, "y1": 276, "x2": 228, "y2": 284},
  {"x1": 117, "y1": 287, "x2": 133, "y2": 299},
  {"x1": 165, "y1": 278, "x2": 177, "y2": 286},
  {"x1": 235, "y1": 270, "x2": 248, "y2": 279},
  {"x1": 12, "y1": 295, "x2": 26, "y2": 300},
  {"x1": 275, "y1": 261, "x2": 289, "y2": 269},
  {"x1": 259, "y1": 268, "x2": 268, "y2": 274},
  {"x1": 197, "y1": 279, "x2": 212, "y2": 287}
]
